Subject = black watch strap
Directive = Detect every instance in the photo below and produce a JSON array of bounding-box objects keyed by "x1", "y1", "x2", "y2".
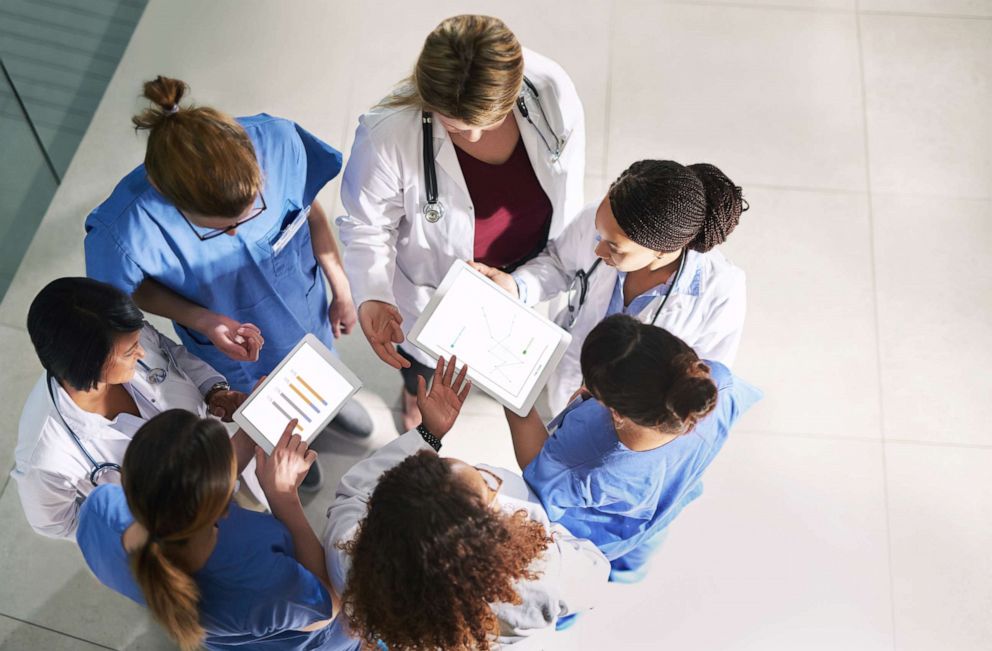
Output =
[{"x1": 416, "y1": 424, "x2": 442, "y2": 452}]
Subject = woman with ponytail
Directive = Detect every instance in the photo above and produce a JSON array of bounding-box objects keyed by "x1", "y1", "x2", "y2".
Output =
[
  {"x1": 84, "y1": 76, "x2": 373, "y2": 481},
  {"x1": 76, "y1": 410, "x2": 356, "y2": 650},
  {"x1": 505, "y1": 315, "x2": 762, "y2": 583},
  {"x1": 475, "y1": 160, "x2": 749, "y2": 414}
]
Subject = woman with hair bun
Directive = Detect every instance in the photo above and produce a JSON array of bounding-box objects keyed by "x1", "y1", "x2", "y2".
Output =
[
  {"x1": 475, "y1": 159, "x2": 749, "y2": 414},
  {"x1": 505, "y1": 315, "x2": 762, "y2": 583},
  {"x1": 84, "y1": 77, "x2": 373, "y2": 488}
]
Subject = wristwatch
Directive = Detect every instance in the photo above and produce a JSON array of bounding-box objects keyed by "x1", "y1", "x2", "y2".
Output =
[
  {"x1": 417, "y1": 424, "x2": 442, "y2": 452},
  {"x1": 204, "y1": 381, "x2": 231, "y2": 403}
]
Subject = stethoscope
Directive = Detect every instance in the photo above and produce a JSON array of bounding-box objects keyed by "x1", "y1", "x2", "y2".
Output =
[
  {"x1": 565, "y1": 252, "x2": 687, "y2": 328},
  {"x1": 421, "y1": 76, "x2": 566, "y2": 224},
  {"x1": 45, "y1": 349, "x2": 179, "y2": 488}
]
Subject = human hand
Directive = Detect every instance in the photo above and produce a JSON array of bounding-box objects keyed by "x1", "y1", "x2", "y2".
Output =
[
  {"x1": 329, "y1": 294, "x2": 357, "y2": 339},
  {"x1": 254, "y1": 420, "x2": 317, "y2": 501},
  {"x1": 358, "y1": 300, "x2": 409, "y2": 369},
  {"x1": 202, "y1": 313, "x2": 264, "y2": 362},
  {"x1": 207, "y1": 389, "x2": 247, "y2": 422},
  {"x1": 469, "y1": 261, "x2": 518, "y2": 298},
  {"x1": 417, "y1": 356, "x2": 471, "y2": 438}
]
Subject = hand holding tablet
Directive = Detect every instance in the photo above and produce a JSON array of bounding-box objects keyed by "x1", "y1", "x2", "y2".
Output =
[
  {"x1": 233, "y1": 334, "x2": 362, "y2": 454},
  {"x1": 408, "y1": 261, "x2": 571, "y2": 416}
]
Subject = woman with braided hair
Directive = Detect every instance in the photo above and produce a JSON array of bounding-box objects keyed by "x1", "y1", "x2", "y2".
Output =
[
  {"x1": 505, "y1": 315, "x2": 761, "y2": 584},
  {"x1": 474, "y1": 159, "x2": 748, "y2": 414}
]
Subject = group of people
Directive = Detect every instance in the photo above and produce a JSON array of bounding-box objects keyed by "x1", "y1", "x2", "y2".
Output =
[{"x1": 10, "y1": 14, "x2": 761, "y2": 651}]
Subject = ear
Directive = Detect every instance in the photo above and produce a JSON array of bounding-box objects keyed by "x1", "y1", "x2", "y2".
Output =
[{"x1": 608, "y1": 407, "x2": 624, "y2": 429}]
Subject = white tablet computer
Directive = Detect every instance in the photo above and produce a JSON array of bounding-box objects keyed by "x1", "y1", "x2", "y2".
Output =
[
  {"x1": 233, "y1": 334, "x2": 362, "y2": 454},
  {"x1": 408, "y1": 260, "x2": 571, "y2": 417}
]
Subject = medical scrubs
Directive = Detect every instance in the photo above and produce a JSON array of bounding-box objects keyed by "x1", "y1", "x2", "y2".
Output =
[
  {"x1": 77, "y1": 484, "x2": 358, "y2": 651},
  {"x1": 523, "y1": 362, "x2": 761, "y2": 571},
  {"x1": 84, "y1": 114, "x2": 342, "y2": 391}
]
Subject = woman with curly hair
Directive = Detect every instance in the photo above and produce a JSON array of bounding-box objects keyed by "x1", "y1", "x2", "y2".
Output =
[{"x1": 323, "y1": 357, "x2": 609, "y2": 649}]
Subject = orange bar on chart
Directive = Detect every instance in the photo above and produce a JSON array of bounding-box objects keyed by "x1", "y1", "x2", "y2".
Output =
[
  {"x1": 290, "y1": 383, "x2": 320, "y2": 413},
  {"x1": 296, "y1": 376, "x2": 327, "y2": 405}
]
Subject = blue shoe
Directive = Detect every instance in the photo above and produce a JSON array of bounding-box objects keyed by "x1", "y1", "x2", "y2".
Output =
[
  {"x1": 608, "y1": 565, "x2": 648, "y2": 584},
  {"x1": 555, "y1": 613, "x2": 580, "y2": 631}
]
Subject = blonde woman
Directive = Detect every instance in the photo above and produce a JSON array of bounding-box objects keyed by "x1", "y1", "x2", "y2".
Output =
[{"x1": 339, "y1": 15, "x2": 586, "y2": 429}]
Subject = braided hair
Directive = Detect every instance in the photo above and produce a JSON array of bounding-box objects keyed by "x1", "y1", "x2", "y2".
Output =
[{"x1": 608, "y1": 160, "x2": 746, "y2": 253}]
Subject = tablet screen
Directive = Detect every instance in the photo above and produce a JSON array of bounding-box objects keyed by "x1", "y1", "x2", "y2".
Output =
[
  {"x1": 238, "y1": 338, "x2": 358, "y2": 449},
  {"x1": 410, "y1": 261, "x2": 570, "y2": 415}
]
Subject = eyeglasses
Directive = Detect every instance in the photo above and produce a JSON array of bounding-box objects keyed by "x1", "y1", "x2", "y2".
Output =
[
  {"x1": 476, "y1": 466, "x2": 503, "y2": 504},
  {"x1": 180, "y1": 193, "x2": 266, "y2": 241}
]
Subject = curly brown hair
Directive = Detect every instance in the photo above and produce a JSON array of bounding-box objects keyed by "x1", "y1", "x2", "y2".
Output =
[{"x1": 341, "y1": 451, "x2": 550, "y2": 650}]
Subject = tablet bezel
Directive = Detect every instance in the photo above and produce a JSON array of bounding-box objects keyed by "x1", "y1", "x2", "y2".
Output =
[
  {"x1": 408, "y1": 260, "x2": 571, "y2": 417},
  {"x1": 232, "y1": 334, "x2": 362, "y2": 454}
]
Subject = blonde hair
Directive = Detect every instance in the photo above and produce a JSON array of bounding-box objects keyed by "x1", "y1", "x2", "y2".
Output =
[
  {"x1": 380, "y1": 15, "x2": 524, "y2": 126},
  {"x1": 132, "y1": 76, "x2": 261, "y2": 218}
]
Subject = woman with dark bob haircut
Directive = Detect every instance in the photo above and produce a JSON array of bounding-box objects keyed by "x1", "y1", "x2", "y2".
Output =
[
  {"x1": 506, "y1": 315, "x2": 762, "y2": 583},
  {"x1": 476, "y1": 159, "x2": 749, "y2": 413},
  {"x1": 77, "y1": 410, "x2": 357, "y2": 650},
  {"x1": 12, "y1": 277, "x2": 245, "y2": 539},
  {"x1": 324, "y1": 357, "x2": 609, "y2": 649}
]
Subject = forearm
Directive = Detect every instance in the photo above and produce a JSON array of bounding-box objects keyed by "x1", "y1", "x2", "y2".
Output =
[
  {"x1": 270, "y1": 496, "x2": 333, "y2": 592},
  {"x1": 308, "y1": 200, "x2": 351, "y2": 297},
  {"x1": 133, "y1": 278, "x2": 213, "y2": 333},
  {"x1": 504, "y1": 407, "x2": 550, "y2": 470}
]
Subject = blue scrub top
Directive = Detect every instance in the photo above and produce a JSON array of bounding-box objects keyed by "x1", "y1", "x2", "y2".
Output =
[
  {"x1": 84, "y1": 114, "x2": 342, "y2": 391},
  {"x1": 523, "y1": 362, "x2": 761, "y2": 561},
  {"x1": 77, "y1": 484, "x2": 359, "y2": 651}
]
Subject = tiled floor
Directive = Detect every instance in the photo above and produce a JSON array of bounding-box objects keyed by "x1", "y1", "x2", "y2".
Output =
[{"x1": 1, "y1": 1, "x2": 990, "y2": 649}]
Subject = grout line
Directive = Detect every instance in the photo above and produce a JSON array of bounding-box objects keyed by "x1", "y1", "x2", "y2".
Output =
[
  {"x1": 882, "y1": 438, "x2": 992, "y2": 451},
  {"x1": 0, "y1": 613, "x2": 116, "y2": 650},
  {"x1": 853, "y1": 3, "x2": 898, "y2": 648},
  {"x1": 601, "y1": 0, "x2": 617, "y2": 180},
  {"x1": 859, "y1": 9, "x2": 992, "y2": 21},
  {"x1": 659, "y1": 0, "x2": 851, "y2": 15},
  {"x1": 734, "y1": 428, "x2": 992, "y2": 450},
  {"x1": 0, "y1": 462, "x2": 13, "y2": 498}
]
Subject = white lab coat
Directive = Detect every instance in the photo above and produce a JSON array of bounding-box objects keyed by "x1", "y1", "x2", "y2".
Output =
[
  {"x1": 513, "y1": 204, "x2": 747, "y2": 414},
  {"x1": 11, "y1": 323, "x2": 224, "y2": 540},
  {"x1": 339, "y1": 48, "x2": 586, "y2": 366},
  {"x1": 323, "y1": 432, "x2": 610, "y2": 648}
]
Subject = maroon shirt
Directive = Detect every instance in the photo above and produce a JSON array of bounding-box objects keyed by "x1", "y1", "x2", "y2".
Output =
[{"x1": 456, "y1": 138, "x2": 553, "y2": 271}]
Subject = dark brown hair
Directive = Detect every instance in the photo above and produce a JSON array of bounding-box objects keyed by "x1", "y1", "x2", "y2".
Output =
[
  {"x1": 582, "y1": 315, "x2": 718, "y2": 433},
  {"x1": 133, "y1": 76, "x2": 261, "y2": 218},
  {"x1": 342, "y1": 450, "x2": 550, "y2": 650},
  {"x1": 380, "y1": 15, "x2": 524, "y2": 126},
  {"x1": 122, "y1": 410, "x2": 236, "y2": 651},
  {"x1": 608, "y1": 160, "x2": 745, "y2": 253}
]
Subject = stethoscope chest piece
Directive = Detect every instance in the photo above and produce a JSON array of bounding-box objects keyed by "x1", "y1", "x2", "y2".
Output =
[
  {"x1": 424, "y1": 200, "x2": 445, "y2": 224},
  {"x1": 138, "y1": 359, "x2": 167, "y2": 384}
]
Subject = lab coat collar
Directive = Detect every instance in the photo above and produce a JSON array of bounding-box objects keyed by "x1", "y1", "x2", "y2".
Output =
[
  {"x1": 674, "y1": 250, "x2": 703, "y2": 297},
  {"x1": 47, "y1": 373, "x2": 157, "y2": 442}
]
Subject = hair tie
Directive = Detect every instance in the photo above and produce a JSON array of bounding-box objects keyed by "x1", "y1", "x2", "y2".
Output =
[{"x1": 166, "y1": 103, "x2": 179, "y2": 115}]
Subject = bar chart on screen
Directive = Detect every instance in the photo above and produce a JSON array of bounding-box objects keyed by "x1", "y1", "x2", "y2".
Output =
[{"x1": 239, "y1": 340, "x2": 357, "y2": 447}]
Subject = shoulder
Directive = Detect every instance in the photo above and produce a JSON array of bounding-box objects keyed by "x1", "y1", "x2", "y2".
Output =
[
  {"x1": 85, "y1": 165, "x2": 159, "y2": 235},
  {"x1": 523, "y1": 48, "x2": 579, "y2": 99},
  {"x1": 15, "y1": 376, "x2": 67, "y2": 469},
  {"x1": 236, "y1": 112, "x2": 294, "y2": 137},
  {"x1": 694, "y1": 249, "x2": 746, "y2": 297},
  {"x1": 705, "y1": 360, "x2": 763, "y2": 416},
  {"x1": 78, "y1": 484, "x2": 131, "y2": 549},
  {"x1": 547, "y1": 399, "x2": 616, "y2": 461},
  {"x1": 704, "y1": 360, "x2": 735, "y2": 392},
  {"x1": 79, "y1": 484, "x2": 127, "y2": 521}
]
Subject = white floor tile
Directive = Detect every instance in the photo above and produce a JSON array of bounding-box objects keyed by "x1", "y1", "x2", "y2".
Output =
[
  {"x1": 0, "y1": 326, "x2": 42, "y2": 481},
  {"x1": 568, "y1": 433, "x2": 893, "y2": 650},
  {"x1": 676, "y1": 0, "x2": 856, "y2": 9},
  {"x1": 860, "y1": 14, "x2": 992, "y2": 198},
  {"x1": 0, "y1": 483, "x2": 172, "y2": 649},
  {"x1": 860, "y1": 0, "x2": 992, "y2": 17},
  {"x1": 873, "y1": 194, "x2": 992, "y2": 445},
  {"x1": 886, "y1": 443, "x2": 992, "y2": 651},
  {"x1": 608, "y1": 2, "x2": 867, "y2": 191},
  {"x1": 0, "y1": 614, "x2": 115, "y2": 651},
  {"x1": 721, "y1": 188, "x2": 881, "y2": 438}
]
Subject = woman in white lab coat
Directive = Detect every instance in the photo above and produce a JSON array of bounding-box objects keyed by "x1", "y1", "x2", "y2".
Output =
[
  {"x1": 323, "y1": 357, "x2": 609, "y2": 649},
  {"x1": 338, "y1": 14, "x2": 585, "y2": 429},
  {"x1": 12, "y1": 277, "x2": 245, "y2": 539},
  {"x1": 475, "y1": 160, "x2": 749, "y2": 414}
]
